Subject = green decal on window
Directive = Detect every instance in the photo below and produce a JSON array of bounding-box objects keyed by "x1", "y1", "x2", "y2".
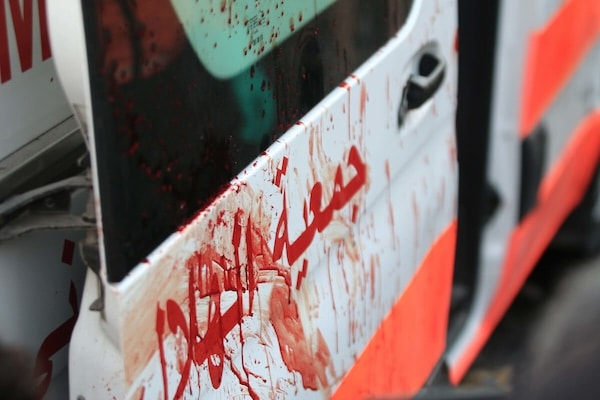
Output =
[{"x1": 170, "y1": 0, "x2": 337, "y2": 79}]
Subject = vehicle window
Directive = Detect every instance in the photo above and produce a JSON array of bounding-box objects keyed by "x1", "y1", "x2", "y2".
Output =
[{"x1": 84, "y1": 0, "x2": 412, "y2": 281}]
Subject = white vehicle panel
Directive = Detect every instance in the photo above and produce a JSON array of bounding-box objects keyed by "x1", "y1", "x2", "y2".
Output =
[
  {"x1": 66, "y1": 0, "x2": 458, "y2": 398},
  {"x1": 0, "y1": 0, "x2": 71, "y2": 160}
]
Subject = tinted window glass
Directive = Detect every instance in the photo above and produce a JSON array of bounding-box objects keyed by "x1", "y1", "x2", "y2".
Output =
[{"x1": 83, "y1": 0, "x2": 412, "y2": 281}]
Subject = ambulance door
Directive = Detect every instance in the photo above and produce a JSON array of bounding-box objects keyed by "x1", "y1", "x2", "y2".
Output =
[
  {"x1": 69, "y1": 1, "x2": 458, "y2": 399},
  {"x1": 448, "y1": 0, "x2": 600, "y2": 383}
]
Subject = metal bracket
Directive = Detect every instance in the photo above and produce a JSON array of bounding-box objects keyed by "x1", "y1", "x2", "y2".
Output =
[{"x1": 0, "y1": 174, "x2": 94, "y2": 241}]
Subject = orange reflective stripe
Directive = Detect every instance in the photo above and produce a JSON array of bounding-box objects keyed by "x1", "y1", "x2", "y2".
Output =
[
  {"x1": 450, "y1": 110, "x2": 600, "y2": 385},
  {"x1": 331, "y1": 221, "x2": 457, "y2": 399},
  {"x1": 520, "y1": 0, "x2": 600, "y2": 137}
]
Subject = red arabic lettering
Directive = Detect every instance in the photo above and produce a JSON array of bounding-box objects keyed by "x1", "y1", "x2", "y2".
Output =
[
  {"x1": 33, "y1": 281, "x2": 78, "y2": 399},
  {"x1": 273, "y1": 145, "x2": 367, "y2": 266},
  {"x1": 153, "y1": 148, "x2": 365, "y2": 397},
  {"x1": 0, "y1": 0, "x2": 51, "y2": 84},
  {"x1": 156, "y1": 214, "x2": 279, "y2": 399},
  {"x1": 155, "y1": 211, "x2": 333, "y2": 398}
]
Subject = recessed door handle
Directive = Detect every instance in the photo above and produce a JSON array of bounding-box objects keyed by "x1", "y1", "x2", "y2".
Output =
[
  {"x1": 406, "y1": 52, "x2": 446, "y2": 109},
  {"x1": 397, "y1": 51, "x2": 446, "y2": 127}
]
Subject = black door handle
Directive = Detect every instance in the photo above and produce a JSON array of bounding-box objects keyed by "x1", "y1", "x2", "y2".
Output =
[
  {"x1": 397, "y1": 51, "x2": 447, "y2": 127},
  {"x1": 406, "y1": 52, "x2": 446, "y2": 109}
]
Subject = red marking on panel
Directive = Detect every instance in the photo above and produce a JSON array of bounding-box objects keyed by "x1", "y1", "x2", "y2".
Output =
[
  {"x1": 359, "y1": 84, "x2": 368, "y2": 119},
  {"x1": 1, "y1": 0, "x2": 49, "y2": 83},
  {"x1": 331, "y1": 221, "x2": 457, "y2": 399},
  {"x1": 34, "y1": 281, "x2": 79, "y2": 399},
  {"x1": 155, "y1": 305, "x2": 168, "y2": 400},
  {"x1": 273, "y1": 146, "x2": 367, "y2": 267},
  {"x1": 385, "y1": 160, "x2": 396, "y2": 247},
  {"x1": 61, "y1": 239, "x2": 75, "y2": 265},
  {"x1": 449, "y1": 110, "x2": 600, "y2": 384},
  {"x1": 369, "y1": 254, "x2": 378, "y2": 300},
  {"x1": 274, "y1": 156, "x2": 288, "y2": 187},
  {"x1": 0, "y1": 1, "x2": 10, "y2": 83},
  {"x1": 155, "y1": 210, "x2": 331, "y2": 398},
  {"x1": 151, "y1": 146, "x2": 369, "y2": 396},
  {"x1": 296, "y1": 258, "x2": 309, "y2": 290},
  {"x1": 351, "y1": 204, "x2": 359, "y2": 223},
  {"x1": 338, "y1": 81, "x2": 350, "y2": 91},
  {"x1": 270, "y1": 284, "x2": 331, "y2": 390},
  {"x1": 384, "y1": 160, "x2": 391, "y2": 182},
  {"x1": 520, "y1": 0, "x2": 600, "y2": 136},
  {"x1": 453, "y1": 29, "x2": 459, "y2": 53},
  {"x1": 9, "y1": 0, "x2": 33, "y2": 73}
]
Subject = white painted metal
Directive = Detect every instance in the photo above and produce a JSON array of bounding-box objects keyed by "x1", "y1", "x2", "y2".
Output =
[
  {"x1": 447, "y1": 0, "x2": 544, "y2": 370},
  {"x1": 68, "y1": 269, "x2": 127, "y2": 399},
  {"x1": 447, "y1": 0, "x2": 600, "y2": 373},
  {"x1": 0, "y1": 0, "x2": 71, "y2": 160},
  {"x1": 0, "y1": 190, "x2": 87, "y2": 399},
  {"x1": 542, "y1": 44, "x2": 600, "y2": 169},
  {"x1": 68, "y1": 0, "x2": 458, "y2": 398}
]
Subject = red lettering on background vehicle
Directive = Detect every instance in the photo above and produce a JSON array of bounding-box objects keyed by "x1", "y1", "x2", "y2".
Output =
[
  {"x1": 10, "y1": 0, "x2": 33, "y2": 73},
  {"x1": 0, "y1": 0, "x2": 10, "y2": 82},
  {"x1": 34, "y1": 281, "x2": 79, "y2": 399},
  {"x1": 273, "y1": 145, "x2": 367, "y2": 267},
  {"x1": 38, "y1": 0, "x2": 51, "y2": 60},
  {"x1": 0, "y1": 0, "x2": 52, "y2": 84}
]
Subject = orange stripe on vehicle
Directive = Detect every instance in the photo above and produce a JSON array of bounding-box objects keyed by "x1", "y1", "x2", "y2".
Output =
[
  {"x1": 331, "y1": 221, "x2": 457, "y2": 399},
  {"x1": 450, "y1": 110, "x2": 600, "y2": 385},
  {"x1": 519, "y1": 0, "x2": 600, "y2": 137}
]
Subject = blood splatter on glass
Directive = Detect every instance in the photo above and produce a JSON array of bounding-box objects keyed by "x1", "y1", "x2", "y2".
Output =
[{"x1": 82, "y1": 0, "x2": 411, "y2": 281}]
